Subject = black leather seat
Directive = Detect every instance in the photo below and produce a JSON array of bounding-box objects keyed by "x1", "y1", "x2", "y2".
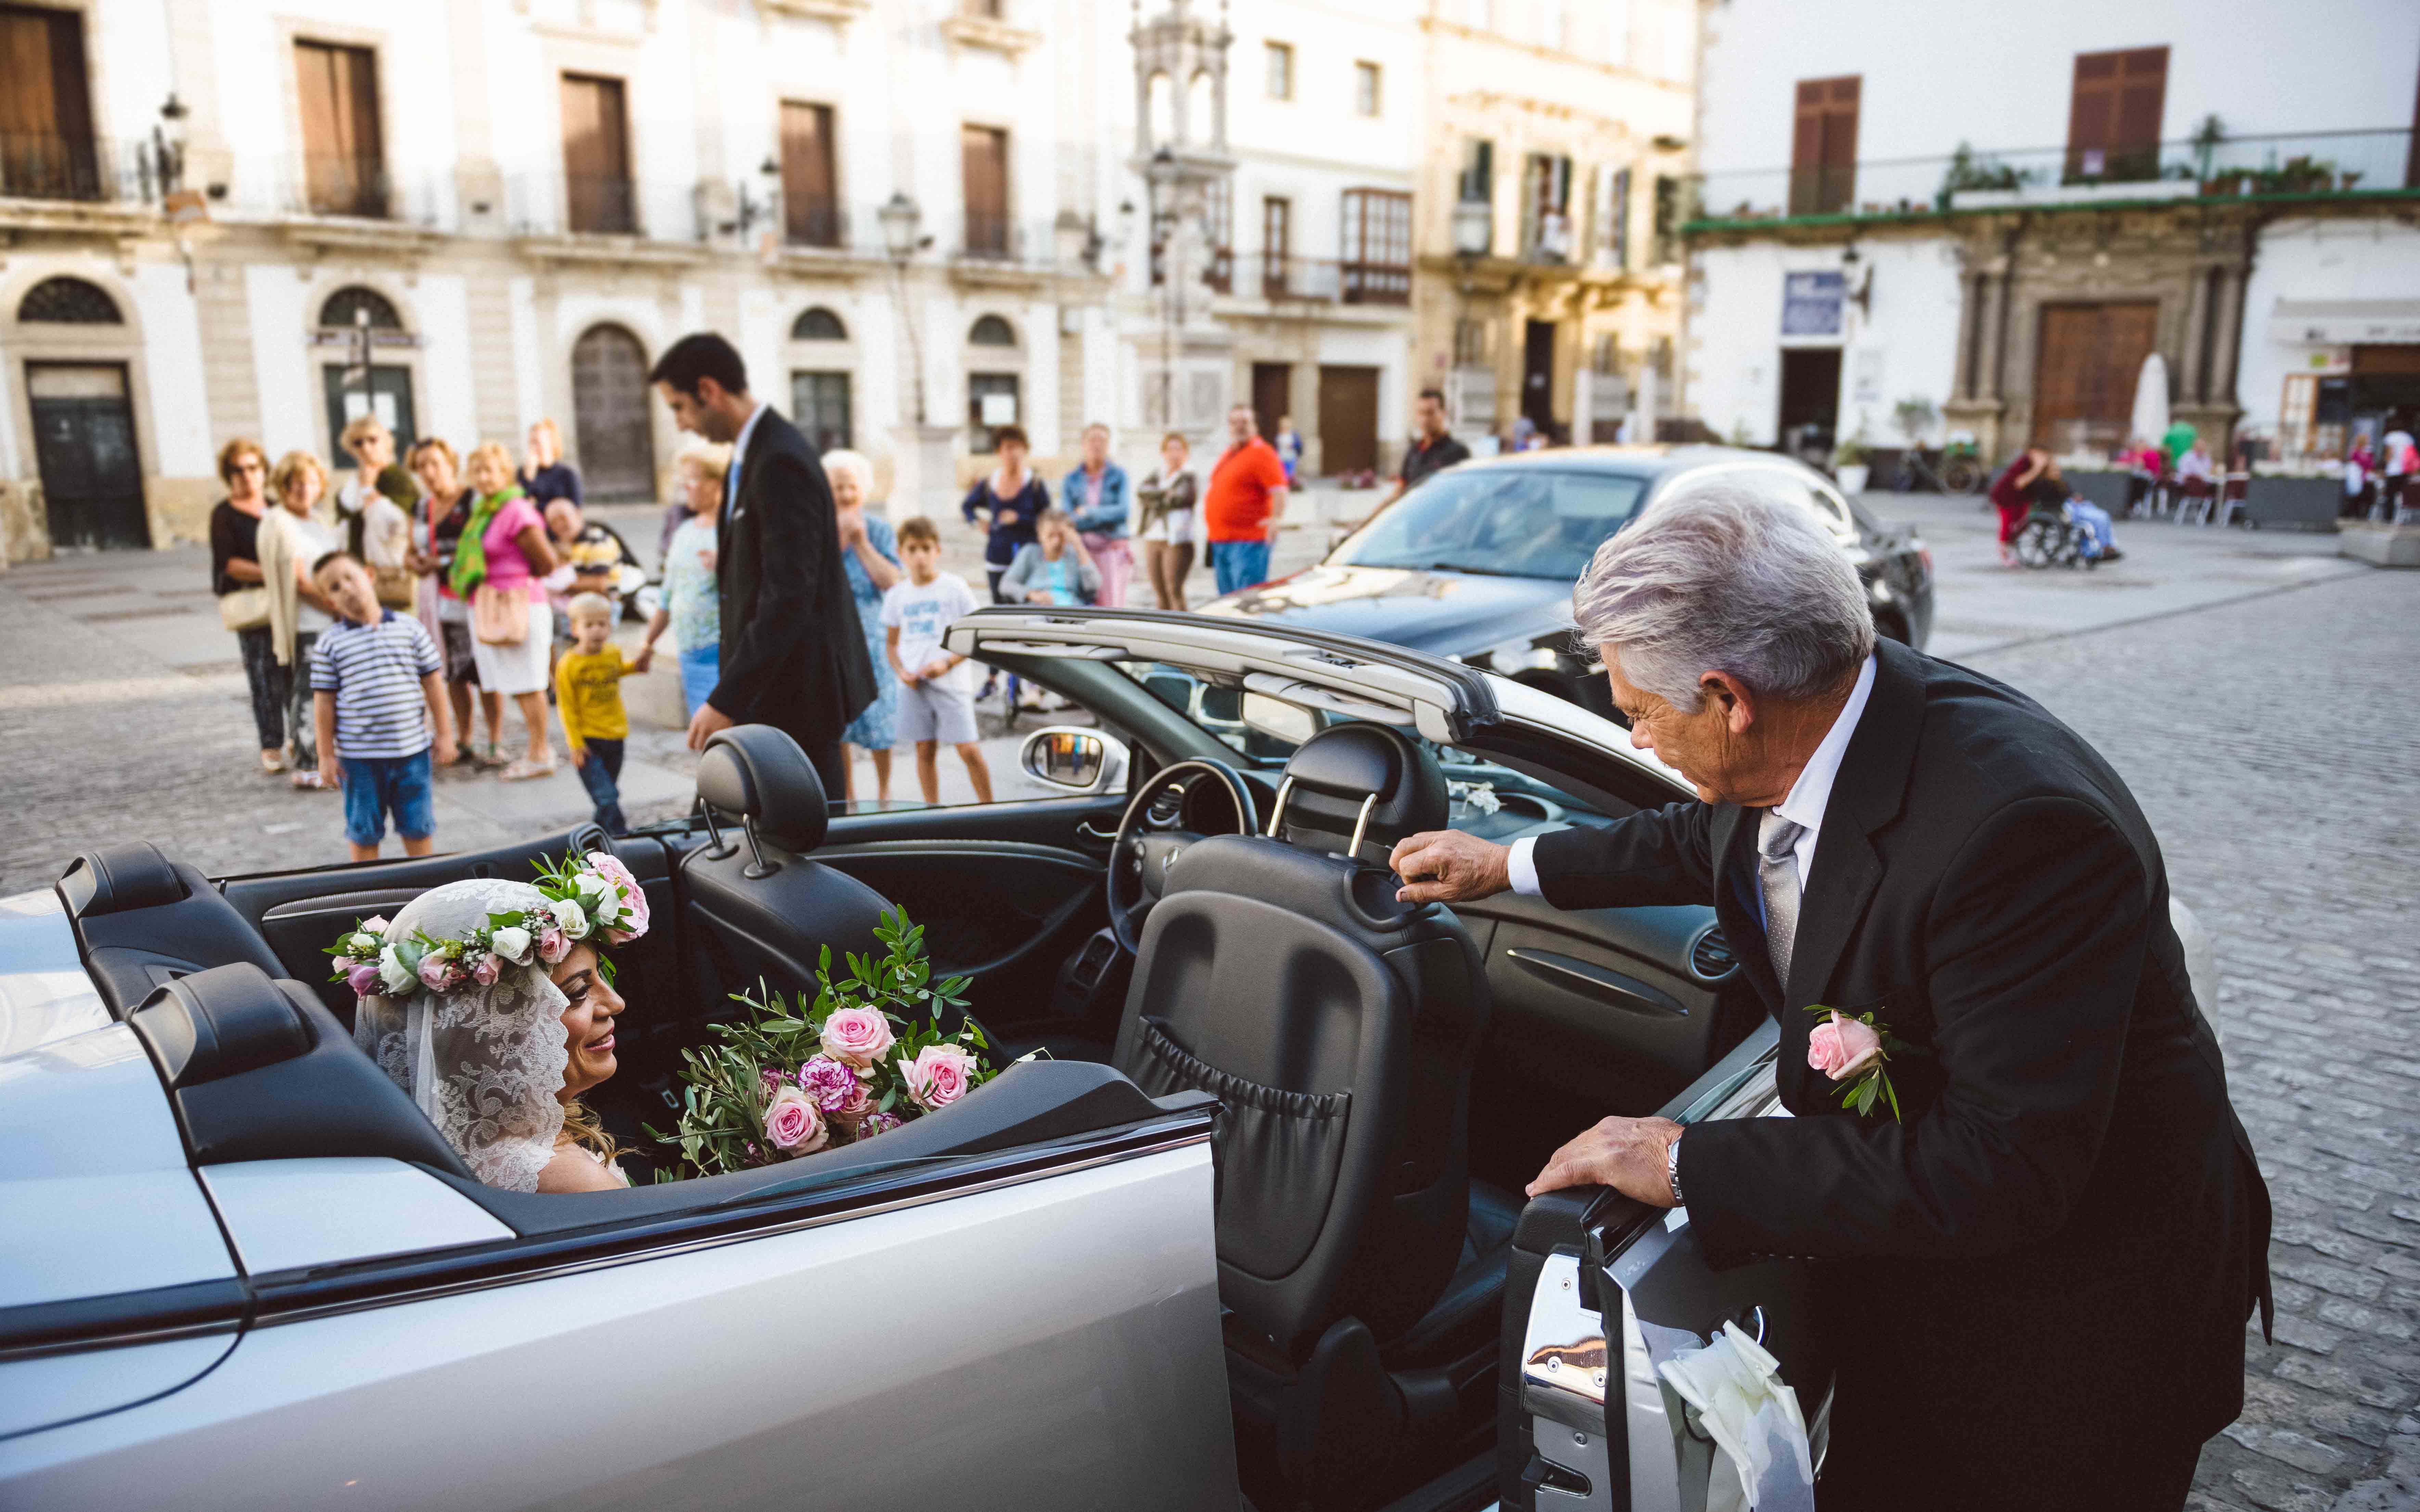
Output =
[
  {"x1": 1109, "y1": 722, "x2": 1498, "y2": 1503},
  {"x1": 680, "y1": 727, "x2": 893, "y2": 1014}
]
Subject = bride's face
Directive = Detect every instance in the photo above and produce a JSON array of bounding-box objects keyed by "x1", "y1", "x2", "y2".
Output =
[{"x1": 552, "y1": 945, "x2": 625, "y2": 1100}]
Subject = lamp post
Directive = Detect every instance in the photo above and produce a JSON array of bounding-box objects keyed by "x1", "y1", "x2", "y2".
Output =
[
  {"x1": 1144, "y1": 146, "x2": 1183, "y2": 431},
  {"x1": 878, "y1": 192, "x2": 930, "y2": 427},
  {"x1": 1449, "y1": 198, "x2": 1492, "y2": 437},
  {"x1": 151, "y1": 93, "x2": 189, "y2": 200}
]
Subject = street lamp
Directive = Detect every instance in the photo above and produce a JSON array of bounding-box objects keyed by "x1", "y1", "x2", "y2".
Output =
[
  {"x1": 151, "y1": 93, "x2": 190, "y2": 199},
  {"x1": 878, "y1": 193, "x2": 930, "y2": 425},
  {"x1": 1449, "y1": 198, "x2": 1492, "y2": 433},
  {"x1": 1144, "y1": 148, "x2": 1185, "y2": 429}
]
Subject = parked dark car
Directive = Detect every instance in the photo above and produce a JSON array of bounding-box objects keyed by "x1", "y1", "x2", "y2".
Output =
[{"x1": 1200, "y1": 445, "x2": 1934, "y2": 717}]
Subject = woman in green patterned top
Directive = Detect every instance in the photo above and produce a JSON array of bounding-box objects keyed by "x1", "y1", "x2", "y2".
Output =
[{"x1": 632, "y1": 444, "x2": 729, "y2": 718}]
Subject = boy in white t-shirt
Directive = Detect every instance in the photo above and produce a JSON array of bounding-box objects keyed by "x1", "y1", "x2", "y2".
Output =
[{"x1": 879, "y1": 517, "x2": 994, "y2": 806}]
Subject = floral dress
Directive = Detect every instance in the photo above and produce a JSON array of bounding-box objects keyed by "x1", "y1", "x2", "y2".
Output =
[
  {"x1": 660, "y1": 516, "x2": 721, "y2": 653},
  {"x1": 840, "y1": 514, "x2": 901, "y2": 751}
]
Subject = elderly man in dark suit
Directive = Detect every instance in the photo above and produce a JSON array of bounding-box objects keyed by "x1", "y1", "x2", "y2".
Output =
[
  {"x1": 1390, "y1": 487, "x2": 2269, "y2": 1510},
  {"x1": 649, "y1": 333, "x2": 875, "y2": 796}
]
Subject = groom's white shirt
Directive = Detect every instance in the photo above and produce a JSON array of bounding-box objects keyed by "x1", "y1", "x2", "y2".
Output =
[
  {"x1": 725, "y1": 401, "x2": 768, "y2": 517},
  {"x1": 1505, "y1": 654, "x2": 1878, "y2": 907}
]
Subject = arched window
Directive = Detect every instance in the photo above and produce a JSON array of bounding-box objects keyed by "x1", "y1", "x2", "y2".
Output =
[
  {"x1": 969, "y1": 314, "x2": 1017, "y2": 348},
  {"x1": 319, "y1": 286, "x2": 403, "y2": 329},
  {"x1": 792, "y1": 307, "x2": 847, "y2": 341},
  {"x1": 17, "y1": 276, "x2": 122, "y2": 324}
]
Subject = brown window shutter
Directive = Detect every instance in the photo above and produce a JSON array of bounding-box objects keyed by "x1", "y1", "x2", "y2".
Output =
[
  {"x1": 1790, "y1": 76, "x2": 1858, "y2": 215},
  {"x1": 2070, "y1": 48, "x2": 2163, "y2": 180},
  {"x1": 2113, "y1": 47, "x2": 2167, "y2": 172},
  {"x1": 781, "y1": 102, "x2": 837, "y2": 246},
  {"x1": 961, "y1": 125, "x2": 1009, "y2": 256},
  {"x1": 561, "y1": 75, "x2": 632, "y2": 233}
]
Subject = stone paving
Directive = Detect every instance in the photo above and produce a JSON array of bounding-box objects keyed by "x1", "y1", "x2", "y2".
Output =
[{"x1": 2, "y1": 491, "x2": 2416, "y2": 1507}]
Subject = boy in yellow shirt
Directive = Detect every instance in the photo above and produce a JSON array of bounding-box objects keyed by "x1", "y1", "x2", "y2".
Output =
[{"x1": 555, "y1": 592, "x2": 638, "y2": 833}]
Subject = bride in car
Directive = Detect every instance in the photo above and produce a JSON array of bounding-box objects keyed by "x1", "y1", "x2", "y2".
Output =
[{"x1": 334, "y1": 853, "x2": 646, "y2": 1192}]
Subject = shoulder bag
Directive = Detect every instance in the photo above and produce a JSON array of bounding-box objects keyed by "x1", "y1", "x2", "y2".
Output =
[
  {"x1": 218, "y1": 587, "x2": 271, "y2": 633},
  {"x1": 472, "y1": 582, "x2": 529, "y2": 645}
]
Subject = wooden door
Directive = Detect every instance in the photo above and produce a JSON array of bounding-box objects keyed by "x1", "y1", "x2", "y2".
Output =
[
  {"x1": 571, "y1": 325, "x2": 656, "y2": 500},
  {"x1": 295, "y1": 41, "x2": 384, "y2": 216},
  {"x1": 2032, "y1": 302, "x2": 2158, "y2": 453},
  {"x1": 27, "y1": 363, "x2": 147, "y2": 550},
  {"x1": 1522, "y1": 319, "x2": 1557, "y2": 428},
  {"x1": 1789, "y1": 76, "x2": 1860, "y2": 216},
  {"x1": 2067, "y1": 48, "x2": 2167, "y2": 181},
  {"x1": 1251, "y1": 363, "x2": 1291, "y2": 441},
  {"x1": 961, "y1": 125, "x2": 1009, "y2": 257},
  {"x1": 1316, "y1": 366, "x2": 1380, "y2": 476},
  {"x1": 0, "y1": 4, "x2": 97, "y2": 199},
  {"x1": 781, "y1": 101, "x2": 837, "y2": 246},
  {"x1": 562, "y1": 75, "x2": 634, "y2": 234}
]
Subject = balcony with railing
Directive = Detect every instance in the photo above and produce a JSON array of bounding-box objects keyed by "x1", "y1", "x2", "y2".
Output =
[
  {"x1": 1688, "y1": 127, "x2": 2418, "y2": 230},
  {"x1": 786, "y1": 200, "x2": 847, "y2": 250},
  {"x1": 0, "y1": 131, "x2": 173, "y2": 215},
  {"x1": 1258, "y1": 253, "x2": 1411, "y2": 307}
]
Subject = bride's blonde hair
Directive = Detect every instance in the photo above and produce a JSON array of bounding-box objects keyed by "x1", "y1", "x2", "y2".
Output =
[{"x1": 559, "y1": 1098, "x2": 621, "y2": 1165}]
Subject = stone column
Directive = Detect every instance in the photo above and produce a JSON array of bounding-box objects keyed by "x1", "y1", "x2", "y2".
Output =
[
  {"x1": 2178, "y1": 264, "x2": 2212, "y2": 406},
  {"x1": 1951, "y1": 270, "x2": 1983, "y2": 403},
  {"x1": 2206, "y1": 265, "x2": 2247, "y2": 417},
  {"x1": 1974, "y1": 261, "x2": 2008, "y2": 404}
]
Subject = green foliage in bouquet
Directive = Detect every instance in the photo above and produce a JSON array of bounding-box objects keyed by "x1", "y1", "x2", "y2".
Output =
[{"x1": 646, "y1": 910, "x2": 996, "y2": 1178}]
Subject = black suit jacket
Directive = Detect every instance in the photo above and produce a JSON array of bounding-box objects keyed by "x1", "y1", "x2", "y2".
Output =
[
  {"x1": 1532, "y1": 639, "x2": 2269, "y2": 1498},
  {"x1": 710, "y1": 407, "x2": 876, "y2": 755}
]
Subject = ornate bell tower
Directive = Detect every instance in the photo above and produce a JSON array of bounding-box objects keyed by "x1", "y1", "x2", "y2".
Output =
[{"x1": 1126, "y1": 0, "x2": 1236, "y2": 434}]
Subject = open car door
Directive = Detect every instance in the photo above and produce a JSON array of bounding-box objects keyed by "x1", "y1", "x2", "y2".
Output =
[{"x1": 1501, "y1": 1021, "x2": 1837, "y2": 1512}]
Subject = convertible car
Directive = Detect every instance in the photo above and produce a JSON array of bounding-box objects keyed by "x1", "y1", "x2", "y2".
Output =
[{"x1": 0, "y1": 608, "x2": 2209, "y2": 1512}]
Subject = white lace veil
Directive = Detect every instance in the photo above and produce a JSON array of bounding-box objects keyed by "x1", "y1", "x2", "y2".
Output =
[{"x1": 352, "y1": 878, "x2": 571, "y2": 1192}]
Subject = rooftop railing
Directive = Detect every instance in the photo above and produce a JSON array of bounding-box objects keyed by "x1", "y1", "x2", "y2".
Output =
[{"x1": 1689, "y1": 127, "x2": 2416, "y2": 228}]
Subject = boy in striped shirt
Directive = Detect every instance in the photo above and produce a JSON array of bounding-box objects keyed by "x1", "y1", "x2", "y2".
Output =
[{"x1": 310, "y1": 551, "x2": 458, "y2": 861}]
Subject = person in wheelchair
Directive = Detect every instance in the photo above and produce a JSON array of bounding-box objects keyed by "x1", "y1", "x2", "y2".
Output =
[{"x1": 2016, "y1": 458, "x2": 2123, "y2": 568}]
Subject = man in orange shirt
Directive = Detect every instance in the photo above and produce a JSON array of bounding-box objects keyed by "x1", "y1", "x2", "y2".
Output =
[{"x1": 1202, "y1": 403, "x2": 1291, "y2": 595}]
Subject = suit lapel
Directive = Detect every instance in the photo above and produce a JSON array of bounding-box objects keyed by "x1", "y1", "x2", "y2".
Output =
[{"x1": 1777, "y1": 640, "x2": 1928, "y2": 1008}]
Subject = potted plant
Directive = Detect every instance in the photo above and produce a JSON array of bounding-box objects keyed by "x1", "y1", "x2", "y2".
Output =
[{"x1": 1832, "y1": 431, "x2": 1872, "y2": 495}]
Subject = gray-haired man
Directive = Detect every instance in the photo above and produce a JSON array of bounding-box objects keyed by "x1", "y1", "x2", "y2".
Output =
[{"x1": 1390, "y1": 488, "x2": 2268, "y2": 1510}]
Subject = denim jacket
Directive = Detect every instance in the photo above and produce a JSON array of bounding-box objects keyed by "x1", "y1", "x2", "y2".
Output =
[{"x1": 1061, "y1": 461, "x2": 1131, "y2": 539}]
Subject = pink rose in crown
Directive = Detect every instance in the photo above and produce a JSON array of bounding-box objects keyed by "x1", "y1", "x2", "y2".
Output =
[
  {"x1": 900, "y1": 1043, "x2": 978, "y2": 1111},
  {"x1": 344, "y1": 961, "x2": 381, "y2": 998},
  {"x1": 585, "y1": 853, "x2": 649, "y2": 938},
  {"x1": 762, "y1": 1086, "x2": 829, "y2": 1154},
  {"x1": 470, "y1": 953, "x2": 502, "y2": 987},
  {"x1": 360, "y1": 916, "x2": 390, "y2": 936},
  {"x1": 798, "y1": 1055, "x2": 863, "y2": 1117},
  {"x1": 537, "y1": 925, "x2": 571, "y2": 964},
  {"x1": 416, "y1": 951, "x2": 456, "y2": 992},
  {"x1": 820, "y1": 1007, "x2": 896, "y2": 1070},
  {"x1": 1808, "y1": 1012, "x2": 1882, "y2": 1082}
]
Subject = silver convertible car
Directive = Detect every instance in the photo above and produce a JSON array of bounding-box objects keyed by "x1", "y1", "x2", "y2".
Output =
[{"x1": 0, "y1": 609, "x2": 2212, "y2": 1512}]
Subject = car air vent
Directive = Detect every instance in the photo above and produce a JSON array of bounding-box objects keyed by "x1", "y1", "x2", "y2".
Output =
[{"x1": 1688, "y1": 926, "x2": 1738, "y2": 983}]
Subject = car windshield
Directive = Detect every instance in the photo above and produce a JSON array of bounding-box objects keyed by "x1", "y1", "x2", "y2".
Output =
[{"x1": 1328, "y1": 468, "x2": 1648, "y2": 580}]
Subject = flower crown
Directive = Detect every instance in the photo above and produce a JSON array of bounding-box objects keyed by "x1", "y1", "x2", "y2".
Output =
[{"x1": 327, "y1": 851, "x2": 651, "y2": 1001}]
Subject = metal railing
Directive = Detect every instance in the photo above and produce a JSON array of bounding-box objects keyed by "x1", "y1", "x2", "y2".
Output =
[
  {"x1": 1259, "y1": 254, "x2": 1411, "y2": 306},
  {"x1": 296, "y1": 154, "x2": 391, "y2": 219},
  {"x1": 0, "y1": 130, "x2": 166, "y2": 206},
  {"x1": 961, "y1": 211, "x2": 1015, "y2": 259},
  {"x1": 1691, "y1": 127, "x2": 2416, "y2": 226},
  {"x1": 565, "y1": 172, "x2": 640, "y2": 236},
  {"x1": 785, "y1": 201, "x2": 847, "y2": 249}
]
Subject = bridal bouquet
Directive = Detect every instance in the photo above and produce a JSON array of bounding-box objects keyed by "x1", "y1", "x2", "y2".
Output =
[{"x1": 651, "y1": 910, "x2": 999, "y2": 1177}]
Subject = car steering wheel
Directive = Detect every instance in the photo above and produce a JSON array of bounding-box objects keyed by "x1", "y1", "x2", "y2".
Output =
[{"x1": 1103, "y1": 758, "x2": 1260, "y2": 956}]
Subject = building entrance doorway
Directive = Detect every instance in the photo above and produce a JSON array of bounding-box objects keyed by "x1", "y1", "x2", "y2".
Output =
[
  {"x1": 1316, "y1": 365, "x2": 1379, "y2": 476},
  {"x1": 1777, "y1": 347, "x2": 1842, "y2": 462},
  {"x1": 571, "y1": 324, "x2": 657, "y2": 501},
  {"x1": 2032, "y1": 302, "x2": 2157, "y2": 454},
  {"x1": 321, "y1": 363, "x2": 417, "y2": 457},
  {"x1": 1522, "y1": 319, "x2": 1556, "y2": 431},
  {"x1": 27, "y1": 362, "x2": 147, "y2": 550},
  {"x1": 1251, "y1": 362, "x2": 1291, "y2": 441}
]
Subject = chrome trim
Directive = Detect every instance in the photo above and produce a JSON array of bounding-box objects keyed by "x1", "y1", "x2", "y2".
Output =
[
  {"x1": 1344, "y1": 792, "x2": 1378, "y2": 857},
  {"x1": 246, "y1": 1119, "x2": 1213, "y2": 1333},
  {"x1": 0, "y1": 1312, "x2": 242, "y2": 1366},
  {"x1": 1265, "y1": 776, "x2": 1295, "y2": 837}
]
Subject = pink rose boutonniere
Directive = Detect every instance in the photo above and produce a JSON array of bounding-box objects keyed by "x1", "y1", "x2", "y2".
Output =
[{"x1": 1802, "y1": 1005, "x2": 1918, "y2": 1121}]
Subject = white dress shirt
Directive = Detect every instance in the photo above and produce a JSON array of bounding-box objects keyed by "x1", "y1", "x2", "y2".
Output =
[
  {"x1": 725, "y1": 401, "x2": 768, "y2": 516},
  {"x1": 1505, "y1": 654, "x2": 1878, "y2": 901}
]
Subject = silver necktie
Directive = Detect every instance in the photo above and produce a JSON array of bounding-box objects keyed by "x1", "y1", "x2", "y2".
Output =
[{"x1": 1756, "y1": 809, "x2": 1807, "y2": 990}]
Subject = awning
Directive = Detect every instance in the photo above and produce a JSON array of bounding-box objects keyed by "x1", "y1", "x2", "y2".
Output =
[{"x1": 2265, "y1": 298, "x2": 2420, "y2": 346}]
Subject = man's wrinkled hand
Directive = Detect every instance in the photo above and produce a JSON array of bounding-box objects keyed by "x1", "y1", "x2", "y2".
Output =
[
  {"x1": 685, "y1": 701, "x2": 734, "y2": 752},
  {"x1": 1389, "y1": 829, "x2": 1512, "y2": 904},
  {"x1": 1527, "y1": 1116, "x2": 1684, "y2": 1207}
]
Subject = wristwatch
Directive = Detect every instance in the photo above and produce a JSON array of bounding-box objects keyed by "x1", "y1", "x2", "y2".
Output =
[{"x1": 1664, "y1": 1131, "x2": 1685, "y2": 1207}]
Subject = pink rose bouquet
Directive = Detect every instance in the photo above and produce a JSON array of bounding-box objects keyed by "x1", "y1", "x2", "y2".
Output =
[
  {"x1": 762, "y1": 1086, "x2": 829, "y2": 1153},
  {"x1": 820, "y1": 1007, "x2": 896, "y2": 1070}
]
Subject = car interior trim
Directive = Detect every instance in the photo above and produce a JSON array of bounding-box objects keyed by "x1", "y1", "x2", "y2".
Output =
[
  {"x1": 1504, "y1": 948, "x2": 1688, "y2": 1018},
  {"x1": 244, "y1": 1111, "x2": 1213, "y2": 1332}
]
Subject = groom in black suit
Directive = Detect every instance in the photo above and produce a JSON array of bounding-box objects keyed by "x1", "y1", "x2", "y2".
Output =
[
  {"x1": 650, "y1": 333, "x2": 874, "y2": 796},
  {"x1": 1391, "y1": 489, "x2": 2269, "y2": 1510}
]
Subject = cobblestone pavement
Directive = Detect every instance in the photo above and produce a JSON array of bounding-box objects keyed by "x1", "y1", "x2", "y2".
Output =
[
  {"x1": 1959, "y1": 568, "x2": 2420, "y2": 1511},
  {"x1": 3, "y1": 499, "x2": 2417, "y2": 1507}
]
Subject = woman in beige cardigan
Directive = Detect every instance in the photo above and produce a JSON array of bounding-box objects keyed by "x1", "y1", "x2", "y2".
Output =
[{"x1": 256, "y1": 451, "x2": 344, "y2": 788}]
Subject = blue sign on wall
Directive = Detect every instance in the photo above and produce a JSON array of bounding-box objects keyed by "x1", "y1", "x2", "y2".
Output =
[{"x1": 1782, "y1": 271, "x2": 1845, "y2": 337}]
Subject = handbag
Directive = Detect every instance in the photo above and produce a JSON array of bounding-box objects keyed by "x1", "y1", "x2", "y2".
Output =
[
  {"x1": 472, "y1": 582, "x2": 529, "y2": 645},
  {"x1": 218, "y1": 586, "x2": 271, "y2": 633},
  {"x1": 374, "y1": 565, "x2": 418, "y2": 610}
]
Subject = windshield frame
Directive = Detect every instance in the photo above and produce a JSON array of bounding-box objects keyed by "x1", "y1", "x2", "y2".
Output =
[{"x1": 1325, "y1": 464, "x2": 1655, "y2": 581}]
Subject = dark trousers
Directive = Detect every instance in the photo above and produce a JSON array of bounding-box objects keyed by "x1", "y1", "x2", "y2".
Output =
[
  {"x1": 285, "y1": 632, "x2": 319, "y2": 771},
  {"x1": 802, "y1": 735, "x2": 846, "y2": 804},
  {"x1": 236, "y1": 625, "x2": 285, "y2": 749},
  {"x1": 574, "y1": 738, "x2": 626, "y2": 833}
]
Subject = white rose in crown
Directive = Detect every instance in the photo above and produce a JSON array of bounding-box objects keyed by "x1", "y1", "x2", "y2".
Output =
[
  {"x1": 376, "y1": 945, "x2": 415, "y2": 996},
  {"x1": 490, "y1": 925, "x2": 534, "y2": 964},
  {"x1": 547, "y1": 898, "x2": 590, "y2": 939},
  {"x1": 347, "y1": 930, "x2": 381, "y2": 956}
]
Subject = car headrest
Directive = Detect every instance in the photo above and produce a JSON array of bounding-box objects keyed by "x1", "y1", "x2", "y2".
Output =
[
  {"x1": 1276, "y1": 722, "x2": 1447, "y2": 862},
  {"x1": 697, "y1": 725, "x2": 830, "y2": 851}
]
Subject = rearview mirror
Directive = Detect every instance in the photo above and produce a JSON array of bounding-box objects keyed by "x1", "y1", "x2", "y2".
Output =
[{"x1": 1019, "y1": 726, "x2": 1130, "y2": 793}]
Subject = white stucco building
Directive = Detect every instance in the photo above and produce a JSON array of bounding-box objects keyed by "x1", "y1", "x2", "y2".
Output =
[{"x1": 1681, "y1": 0, "x2": 2420, "y2": 472}]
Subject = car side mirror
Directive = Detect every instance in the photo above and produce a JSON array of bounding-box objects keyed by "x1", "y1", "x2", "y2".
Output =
[{"x1": 1019, "y1": 726, "x2": 1129, "y2": 794}]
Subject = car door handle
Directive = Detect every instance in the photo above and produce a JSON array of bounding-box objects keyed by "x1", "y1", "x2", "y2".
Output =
[
  {"x1": 1074, "y1": 820, "x2": 1119, "y2": 845},
  {"x1": 1506, "y1": 947, "x2": 1688, "y2": 1017}
]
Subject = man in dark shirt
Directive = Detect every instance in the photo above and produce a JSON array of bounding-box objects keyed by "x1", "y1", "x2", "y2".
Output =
[{"x1": 1384, "y1": 389, "x2": 1471, "y2": 507}]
